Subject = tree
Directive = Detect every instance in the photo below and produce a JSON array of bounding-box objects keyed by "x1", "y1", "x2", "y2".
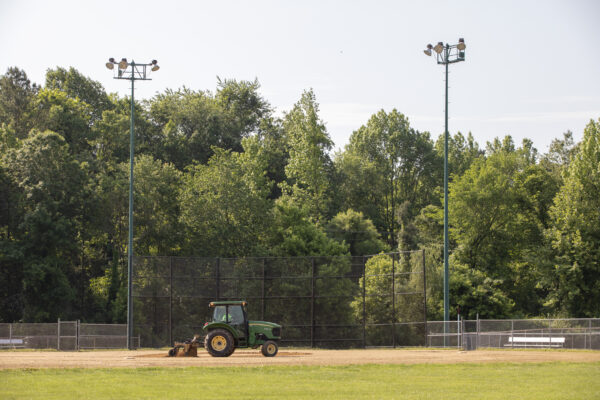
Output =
[
  {"x1": 547, "y1": 119, "x2": 600, "y2": 317},
  {"x1": 131, "y1": 155, "x2": 183, "y2": 255},
  {"x1": 327, "y1": 209, "x2": 387, "y2": 256},
  {"x1": 0, "y1": 67, "x2": 38, "y2": 141},
  {"x1": 4, "y1": 130, "x2": 90, "y2": 320},
  {"x1": 33, "y1": 89, "x2": 93, "y2": 156},
  {"x1": 179, "y1": 146, "x2": 272, "y2": 257},
  {"x1": 267, "y1": 198, "x2": 354, "y2": 330},
  {"x1": 341, "y1": 110, "x2": 440, "y2": 246},
  {"x1": 281, "y1": 89, "x2": 334, "y2": 222},
  {"x1": 449, "y1": 137, "x2": 559, "y2": 316},
  {"x1": 0, "y1": 160, "x2": 24, "y2": 322},
  {"x1": 434, "y1": 131, "x2": 483, "y2": 179},
  {"x1": 45, "y1": 67, "x2": 112, "y2": 122},
  {"x1": 216, "y1": 77, "x2": 271, "y2": 138}
]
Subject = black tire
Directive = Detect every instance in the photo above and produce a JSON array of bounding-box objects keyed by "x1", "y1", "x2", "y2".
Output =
[
  {"x1": 204, "y1": 329, "x2": 235, "y2": 357},
  {"x1": 261, "y1": 340, "x2": 278, "y2": 357},
  {"x1": 168, "y1": 347, "x2": 176, "y2": 357}
]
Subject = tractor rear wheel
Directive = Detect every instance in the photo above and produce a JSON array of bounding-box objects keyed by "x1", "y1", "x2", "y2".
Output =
[
  {"x1": 204, "y1": 329, "x2": 235, "y2": 357},
  {"x1": 261, "y1": 340, "x2": 278, "y2": 357}
]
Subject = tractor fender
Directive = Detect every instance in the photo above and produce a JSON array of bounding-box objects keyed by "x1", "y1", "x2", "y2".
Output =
[{"x1": 203, "y1": 322, "x2": 238, "y2": 338}]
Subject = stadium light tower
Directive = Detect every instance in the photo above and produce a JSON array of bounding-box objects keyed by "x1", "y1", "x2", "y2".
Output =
[
  {"x1": 423, "y1": 39, "x2": 466, "y2": 330},
  {"x1": 105, "y1": 58, "x2": 160, "y2": 350}
]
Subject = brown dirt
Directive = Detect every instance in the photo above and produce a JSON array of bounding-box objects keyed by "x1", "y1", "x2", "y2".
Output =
[{"x1": 1, "y1": 348, "x2": 599, "y2": 370}]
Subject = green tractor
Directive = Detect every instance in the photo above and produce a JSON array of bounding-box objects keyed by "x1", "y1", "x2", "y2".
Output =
[{"x1": 202, "y1": 300, "x2": 282, "y2": 357}]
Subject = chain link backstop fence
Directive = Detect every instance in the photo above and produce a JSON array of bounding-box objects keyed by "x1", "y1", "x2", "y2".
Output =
[{"x1": 133, "y1": 251, "x2": 428, "y2": 348}]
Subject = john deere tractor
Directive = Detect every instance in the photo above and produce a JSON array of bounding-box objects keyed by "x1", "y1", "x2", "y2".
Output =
[{"x1": 202, "y1": 300, "x2": 281, "y2": 357}]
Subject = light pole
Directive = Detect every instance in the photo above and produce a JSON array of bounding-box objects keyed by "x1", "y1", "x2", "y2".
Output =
[
  {"x1": 424, "y1": 39, "x2": 466, "y2": 331},
  {"x1": 105, "y1": 57, "x2": 160, "y2": 349}
]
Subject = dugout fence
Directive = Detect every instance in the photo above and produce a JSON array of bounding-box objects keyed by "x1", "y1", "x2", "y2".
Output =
[
  {"x1": 0, "y1": 320, "x2": 140, "y2": 350},
  {"x1": 132, "y1": 251, "x2": 428, "y2": 348}
]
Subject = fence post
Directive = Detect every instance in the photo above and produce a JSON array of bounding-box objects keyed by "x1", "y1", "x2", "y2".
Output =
[
  {"x1": 457, "y1": 313, "x2": 460, "y2": 349},
  {"x1": 362, "y1": 256, "x2": 366, "y2": 349},
  {"x1": 76, "y1": 320, "x2": 80, "y2": 351},
  {"x1": 9, "y1": 323, "x2": 12, "y2": 348},
  {"x1": 57, "y1": 318, "x2": 61, "y2": 351},
  {"x1": 311, "y1": 258, "x2": 316, "y2": 349},
  {"x1": 461, "y1": 318, "x2": 465, "y2": 350},
  {"x1": 511, "y1": 320, "x2": 514, "y2": 349},
  {"x1": 261, "y1": 258, "x2": 266, "y2": 321},
  {"x1": 476, "y1": 313, "x2": 480, "y2": 349},
  {"x1": 215, "y1": 258, "x2": 220, "y2": 300},
  {"x1": 391, "y1": 253, "x2": 396, "y2": 348},
  {"x1": 590, "y1": 319, "x2": 593, "y2": 350},
  {"x1": 169, "y1": 257, "x2": 173, "y2": 347},
  {"x1": 422, "y1": 249, "x2": 427, "y2": 347}
]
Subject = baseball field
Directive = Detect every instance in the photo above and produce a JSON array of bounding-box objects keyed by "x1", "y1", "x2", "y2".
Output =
[{"x1": 1, "y1": 348, "x2": 600, "y2": 399}]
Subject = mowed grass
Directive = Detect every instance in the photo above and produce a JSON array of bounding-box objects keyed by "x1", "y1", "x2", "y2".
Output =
[{"x1": 1, "y1": 362, "x2": 599, "y2": 400}]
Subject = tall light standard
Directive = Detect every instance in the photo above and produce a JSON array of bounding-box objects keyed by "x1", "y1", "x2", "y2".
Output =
[
  {"x1": 424, "y1": 39, "x2": 466, "y2": 329},
  {"x1": 105, "y1": 58, "x2": 160, "y2": 349}
]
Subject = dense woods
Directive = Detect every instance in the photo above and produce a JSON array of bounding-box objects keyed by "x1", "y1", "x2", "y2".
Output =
[{"x1": 0, "y1": 66, "x2": 598, "y2": 324}]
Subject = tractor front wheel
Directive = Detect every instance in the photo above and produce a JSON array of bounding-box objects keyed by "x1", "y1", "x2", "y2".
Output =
[
  {"x1": 205, "y1": 329, "x2": 235, "y2": 357},
  {"x1": 261, "y1": 340, "x2": 278, "y2": 357}
]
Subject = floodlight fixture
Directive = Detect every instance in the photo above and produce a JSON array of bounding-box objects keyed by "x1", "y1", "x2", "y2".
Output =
[{"x1": 424, "y1": 44, "x2": 433, "y2": 56}]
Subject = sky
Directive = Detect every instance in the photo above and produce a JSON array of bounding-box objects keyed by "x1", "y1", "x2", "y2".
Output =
[{"x1": 1, "y1": 0, "x2": 599, "y2": 153}]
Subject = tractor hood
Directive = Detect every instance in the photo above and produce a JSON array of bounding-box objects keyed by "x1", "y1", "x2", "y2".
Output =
[
  {"x1": 248, "y1": 321, "x2": 282, "y2": 339},
  {"x1": 248, "y1": 321, "x2": 281, "y2": 329}
]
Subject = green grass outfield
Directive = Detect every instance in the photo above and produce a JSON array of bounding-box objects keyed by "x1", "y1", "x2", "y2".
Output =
[{"x1": 1, "y1": 362, "x2": 599, "y2": 399}]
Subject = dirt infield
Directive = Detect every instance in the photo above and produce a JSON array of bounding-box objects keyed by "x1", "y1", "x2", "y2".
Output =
[{"x1": 1, "y1": 348, "x2": 600, "y2": 369}]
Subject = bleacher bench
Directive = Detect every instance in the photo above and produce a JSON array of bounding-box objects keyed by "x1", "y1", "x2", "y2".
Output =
[
  {"x1": 0, "y1": 338, "x2": 25, "y2": 348},
  {"x1": 505, "y1": 336, "x2": 565, "y2": 348}
]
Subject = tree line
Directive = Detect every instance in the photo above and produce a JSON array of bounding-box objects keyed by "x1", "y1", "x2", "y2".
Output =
[{"x1": 0, "y1": 66, "x2": 598, "y2": 324}]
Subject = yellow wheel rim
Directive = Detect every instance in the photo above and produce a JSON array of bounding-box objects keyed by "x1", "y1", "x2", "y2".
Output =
[
  {"x1": 211, "y1": 335, "x2": 227, "y2": 351},
  {"x1": 267, "y1": 343, "x2": 276, "y2": 354}
]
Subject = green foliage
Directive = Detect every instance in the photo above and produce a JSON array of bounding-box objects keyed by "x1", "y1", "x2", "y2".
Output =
[
  {"x1": 33, "y1": 89, "x2": 93, "y2": 156},
  {"x1": 1, "y1": 64, "x2": 599, "y2": 324},
  {"x1": 547, "y1": 119, "x2": 600, "y2": 317},
  {"x1": 434, "y1": 131, "x2": 483, "y2": 179},
  {"x1": 268, "y1": 198, "x2": 347, "y2": 257},
  {"x1": 281, "y1": 89, "x2": 334, "y2": 222},
  {"x1": 342, "y1": 109, "x2": 441, "y2": 246},
  {"x1": 0, "y1": 67, "x2": 38, "y2": 140},
  {"x1": 45, "y1": 67, "x2": 112, "y2": 122},
  {"x1": 179, "y1": 147, "x2": 272, "y2": 257},
  {"x1": 448, "y1": 137, "x2": 560, "y2": 317},
  {"x1": 327, "y1": 209, "x2": 387, "y2": 256},
  {"x1": 352, "y1": 253, "x2": 425, "y2": 324}
]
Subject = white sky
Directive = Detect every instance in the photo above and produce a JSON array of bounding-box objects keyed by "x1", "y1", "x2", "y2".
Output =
[{"x1": 1, "y1": 0, "x2": 599, "y2": 153}]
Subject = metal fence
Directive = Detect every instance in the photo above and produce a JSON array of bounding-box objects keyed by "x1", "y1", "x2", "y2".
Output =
[
  {"x1": 0, "y1": 321, "x2": 140, "y2": 350},
  {"x1": 427, "y1": 318, "x2": 600, "y2": 350},
  {"x1": 133, "y1": 251, "x2": 428, "y2": 348}
]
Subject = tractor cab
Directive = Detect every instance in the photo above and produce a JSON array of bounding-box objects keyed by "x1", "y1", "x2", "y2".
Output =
[{"x1": 209, "y1": 301, "x2": 248, "y2": 340}]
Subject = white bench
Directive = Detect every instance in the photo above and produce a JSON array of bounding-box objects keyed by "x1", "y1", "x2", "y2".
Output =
[
  {"x1": 505, "y1": 336, "x2": 565, "y2": 348},
  {"x1": 0, "y1": 338, "x2": 25, "y2": 348}
]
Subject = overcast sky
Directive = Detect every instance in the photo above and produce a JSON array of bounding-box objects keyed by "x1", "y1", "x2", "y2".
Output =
[{"x1": 1, "y1": 0, "x2": 599, "y2": 153}]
